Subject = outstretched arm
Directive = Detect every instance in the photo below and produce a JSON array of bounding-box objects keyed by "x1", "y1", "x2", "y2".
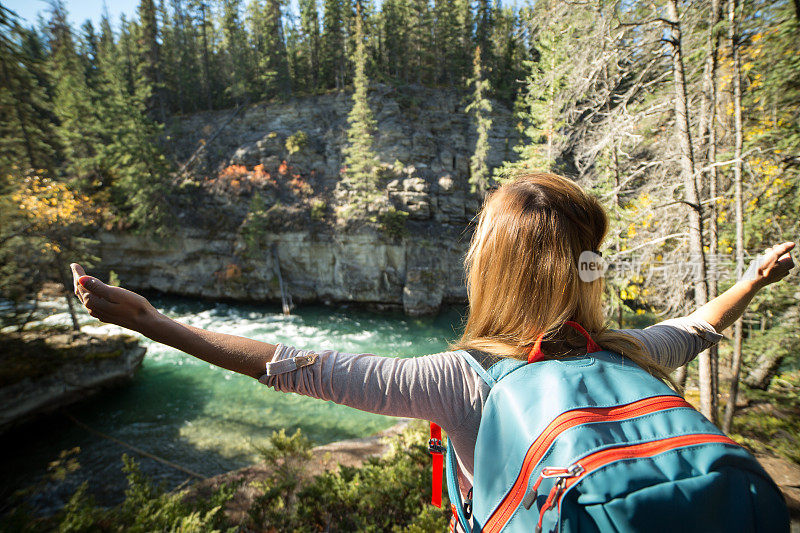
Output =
[
  {"x1": 688, "y1": 241, "x2": 795, "y2": 333},
  {"x1": 70, "y1": 263, "x2": 276, "y2": 379},
  {"x1": 69, "y1": 264, "x2": 485, "y2": 447},
  {"x1": 618, "y1": 241, "x2": 795, "y2": 368}
]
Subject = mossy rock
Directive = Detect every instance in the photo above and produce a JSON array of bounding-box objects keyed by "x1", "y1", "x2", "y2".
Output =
[{"x1": 0, "y1": 331, "x2": 138, "y2": 387}]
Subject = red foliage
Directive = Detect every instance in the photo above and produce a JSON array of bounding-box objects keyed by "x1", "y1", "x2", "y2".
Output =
[
  {"x1": 206, "y1": 163, "x2": 278, "y2": 195},
  {"x1": 288, "y1": 175, "x2": 313, "y2": 197},
  {"x1": 219, "y1": 164, "x2": 248, "y2": 178},
  {"x1": 215, "y1": 262, "x2": 242, "y2": 282}
]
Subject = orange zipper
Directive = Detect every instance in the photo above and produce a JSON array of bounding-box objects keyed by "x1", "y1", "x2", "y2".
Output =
[
  {"x1": 482, "y1": 395, "x2": 693, "y2": 533},
  {"x1": 532, "y1": 433, "x2": 740, "y2": 532}
]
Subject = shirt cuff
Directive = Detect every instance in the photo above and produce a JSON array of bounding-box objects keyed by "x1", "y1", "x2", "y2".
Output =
[{"x1": 258, "y1": 344, "x2": 319, "y2": 383}]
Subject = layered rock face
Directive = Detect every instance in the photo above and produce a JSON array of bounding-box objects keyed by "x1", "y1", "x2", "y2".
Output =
[
  {"x1": 98, "y1": 227, "x2": 468, "y2": 316},
  {"x1": 100, "y1": 86, "x2": 516, "y2": 314}
]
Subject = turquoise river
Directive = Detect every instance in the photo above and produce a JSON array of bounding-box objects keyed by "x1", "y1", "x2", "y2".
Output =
[{"x1": 0, "y1": 296, "x2": 464, "y2": 511}]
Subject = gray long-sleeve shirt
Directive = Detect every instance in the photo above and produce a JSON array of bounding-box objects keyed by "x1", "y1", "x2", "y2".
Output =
[{"x1": 258, "y1": 316, "x2": 722, "y2": 492}]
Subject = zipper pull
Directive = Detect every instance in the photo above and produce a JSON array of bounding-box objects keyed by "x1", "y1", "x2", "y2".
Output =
[
  {"x1": 543, "y1": 464, "x2": 584, "y2": 478},
  {"x1": 535, "y1": 478, "x2": 565, "y2": 533},
  {"x1": 531, "y1": 464, "x2": 584, "y2": 532},
  {"x1": 524, "y1": 463, "x2": 584, "y2": 510}
]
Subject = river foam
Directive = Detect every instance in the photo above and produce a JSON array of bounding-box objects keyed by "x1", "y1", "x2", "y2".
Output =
[{"x1": 2, "y1": 295, "x2": 462, "y2": 509}]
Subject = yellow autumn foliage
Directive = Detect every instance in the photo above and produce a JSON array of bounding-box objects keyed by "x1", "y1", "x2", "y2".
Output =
[{"x1": 12, "y1": 175, "x2": 102, "y2": 228}]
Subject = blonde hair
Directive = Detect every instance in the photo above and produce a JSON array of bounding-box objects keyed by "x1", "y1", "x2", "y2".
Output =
[{"x1": 454, "y1": 172, "x2": 676, "y2": 388}]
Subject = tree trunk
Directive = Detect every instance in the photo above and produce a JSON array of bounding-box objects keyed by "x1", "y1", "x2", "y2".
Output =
[
  {"x1": 700, "y1": 0, "x2": 723, "y2": 421},
  {"x1": 723, "y1": 0, "x2": 745, "y2": 435},
  {"x1": 666, "y1": 0, "x2": 711, "y2": 418},
  {"x1": 58, "y1": 261, "x2": 81, "y2": 332},
  {"x1": 744, "y1": 351, "x2": 785, "y2": 390},
  {"x1": 200, "y1": 2, "x2": 212, "y2": 110}
]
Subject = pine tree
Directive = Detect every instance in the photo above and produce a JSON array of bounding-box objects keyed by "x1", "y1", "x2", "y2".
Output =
[
  {"x1": 491, "y1": 6, "x2": 525, "y2": 103},
  {"x1": 408, "y1": 0, "x2": 434, "y2": 84},
  {"x1": 379, "y1": 0, "x2": 409, "y2": 82},
  {"x1": 432, "y1": 0, "x2": 463, "y2": 85},
  {"x1": 116, "y1": 15, "x2": 139, "y2": 95},
  {"x1": 341, "y1": 1, "x2": 379, "y2": 200},
  {"x1": 465, "y1": 45, "x2": 492, "y2": 196},
  {"x1": 189, "y1": 0, "x2": 214, "y2": 109},
  {"x1": 77, "y1": 20, "x2": 99, "y2": 86},
  {"x1": 298, "y1": 0, "x2": 320, "y2": 90},
  {"x1": 221, "y1": 0, "x2": 252, "y2": 104},
  {"x1": 248, "y1": 0, "x2": 291, "y2": 98},
  {"x1": 165, "y1": 0, "x2": 201, "y2": 112},
  {"x1": 0, "y1": 6, "x2": 57, "y2": 178},
  {"x1": 45, "y1": 0, "x2": 104, "y2": 185},
  {"x1": 474, "y1": 0, "x2": 494, "y2": 70},
  {"x1": 137, "y1": 0, "x2": 166, "y2": 121},
  {"x1": 93, "y1": 10, "x2": 173, "y2": 234},
  {"x1": 321, "y1": 0, "x2": 345, "y2": 88},
  {"x1": 494, "y1": 16, "x2": 571, "y2": 179}
]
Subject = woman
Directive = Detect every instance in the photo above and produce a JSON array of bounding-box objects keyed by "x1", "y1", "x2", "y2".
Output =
[{"x1": 71, "y1": 172, "x2": 794, "y2": 529}]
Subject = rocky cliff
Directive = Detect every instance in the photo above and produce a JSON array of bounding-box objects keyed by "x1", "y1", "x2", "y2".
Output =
[
  {"x1": 98, "y1": 86, "x2": 517, "y2": 314},
  {"x1": 0, "y1": 332, "x2": 146, "y2": 432},
  {"x1": 98, "y1": 225, "x2": 468, "y2": 316},
  {"x1": 168, "y1": 84, "x2": 517, "y2": 189}
]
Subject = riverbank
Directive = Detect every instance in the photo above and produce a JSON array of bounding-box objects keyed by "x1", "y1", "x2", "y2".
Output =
[
  {"x1": 2, "y1": 294, "x2": 796, "y2": 530},
  {"x1": 184, "y1": 419, "x2": 415, "y2": 526},
  {"x1": 0, "y1": 329, "x2": 146, "y2": 433}
]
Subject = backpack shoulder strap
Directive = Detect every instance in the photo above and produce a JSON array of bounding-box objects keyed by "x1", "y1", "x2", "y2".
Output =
[
  {"x1": 458, "y1": 349, "x2": 500, "y2": 387},
  {"x1": 459, "y1": 349, "x2": 528, "y2": 386},
  {"x1": 446, "y1": 439, "x2": 471, "y2": 533}
]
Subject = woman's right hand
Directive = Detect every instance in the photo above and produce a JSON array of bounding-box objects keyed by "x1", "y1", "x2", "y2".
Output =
[
  {"x1": 744, "y1": 241, "x2": 795, "y2": 288},
  {"x1": 70, "y1": 263, "x2": 162, "y2": 335}
]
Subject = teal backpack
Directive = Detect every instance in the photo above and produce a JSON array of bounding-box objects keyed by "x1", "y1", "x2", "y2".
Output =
[{"x1": 429, "y1": 322, "x2": 789, "y2": 533}]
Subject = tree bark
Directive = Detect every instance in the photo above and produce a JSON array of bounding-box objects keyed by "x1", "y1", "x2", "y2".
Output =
[
  {"x1": 723, "y1": 0, "x2": 745, "y2": 435},
  {"x1": 699, "y1": 0, "x2": 723, "y2": 421},
  {"x1": 666, "y1": 0, "x2": 712, "y2": 418},
  {"x1": 744, "y1": 352, "x2": 785, "y2": 390},
  {"x1": 57, "y1": 260, "x2": 81, "y2": 332}
]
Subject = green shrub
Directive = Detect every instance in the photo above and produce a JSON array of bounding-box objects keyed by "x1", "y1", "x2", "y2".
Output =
[
  {"x1": 245, "y1": 421, "x2": 450, "y2": 532},
  {"x1": 0, "y1": 454, "x2": 236, "y2": 533},
  {"x1": 310, "y1": 199, "x2": 327, "y2": 221},
  {"x1": 247, "y1": 429, "x2": 314, "y2": 530},
  {"x1": 378, "y1": 207, "x2": 409, "y2": 239},
  {"x1": 730, "y1": 370, "x2": 800, "y2": 464},
  {"x1": 1, "y1": 424, "x2": 450, "y2": 532},
  {"x1": 239, "y1": 194, "x2": 287, "y2": 257},
  {"x1": 285, "y1": 131, "x2": 309, "y2": 154}
]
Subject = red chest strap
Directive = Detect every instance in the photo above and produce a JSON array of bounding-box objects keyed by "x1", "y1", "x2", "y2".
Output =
[{"x1": 527, "y1": 321, "x2": 601, "y2": 364}]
